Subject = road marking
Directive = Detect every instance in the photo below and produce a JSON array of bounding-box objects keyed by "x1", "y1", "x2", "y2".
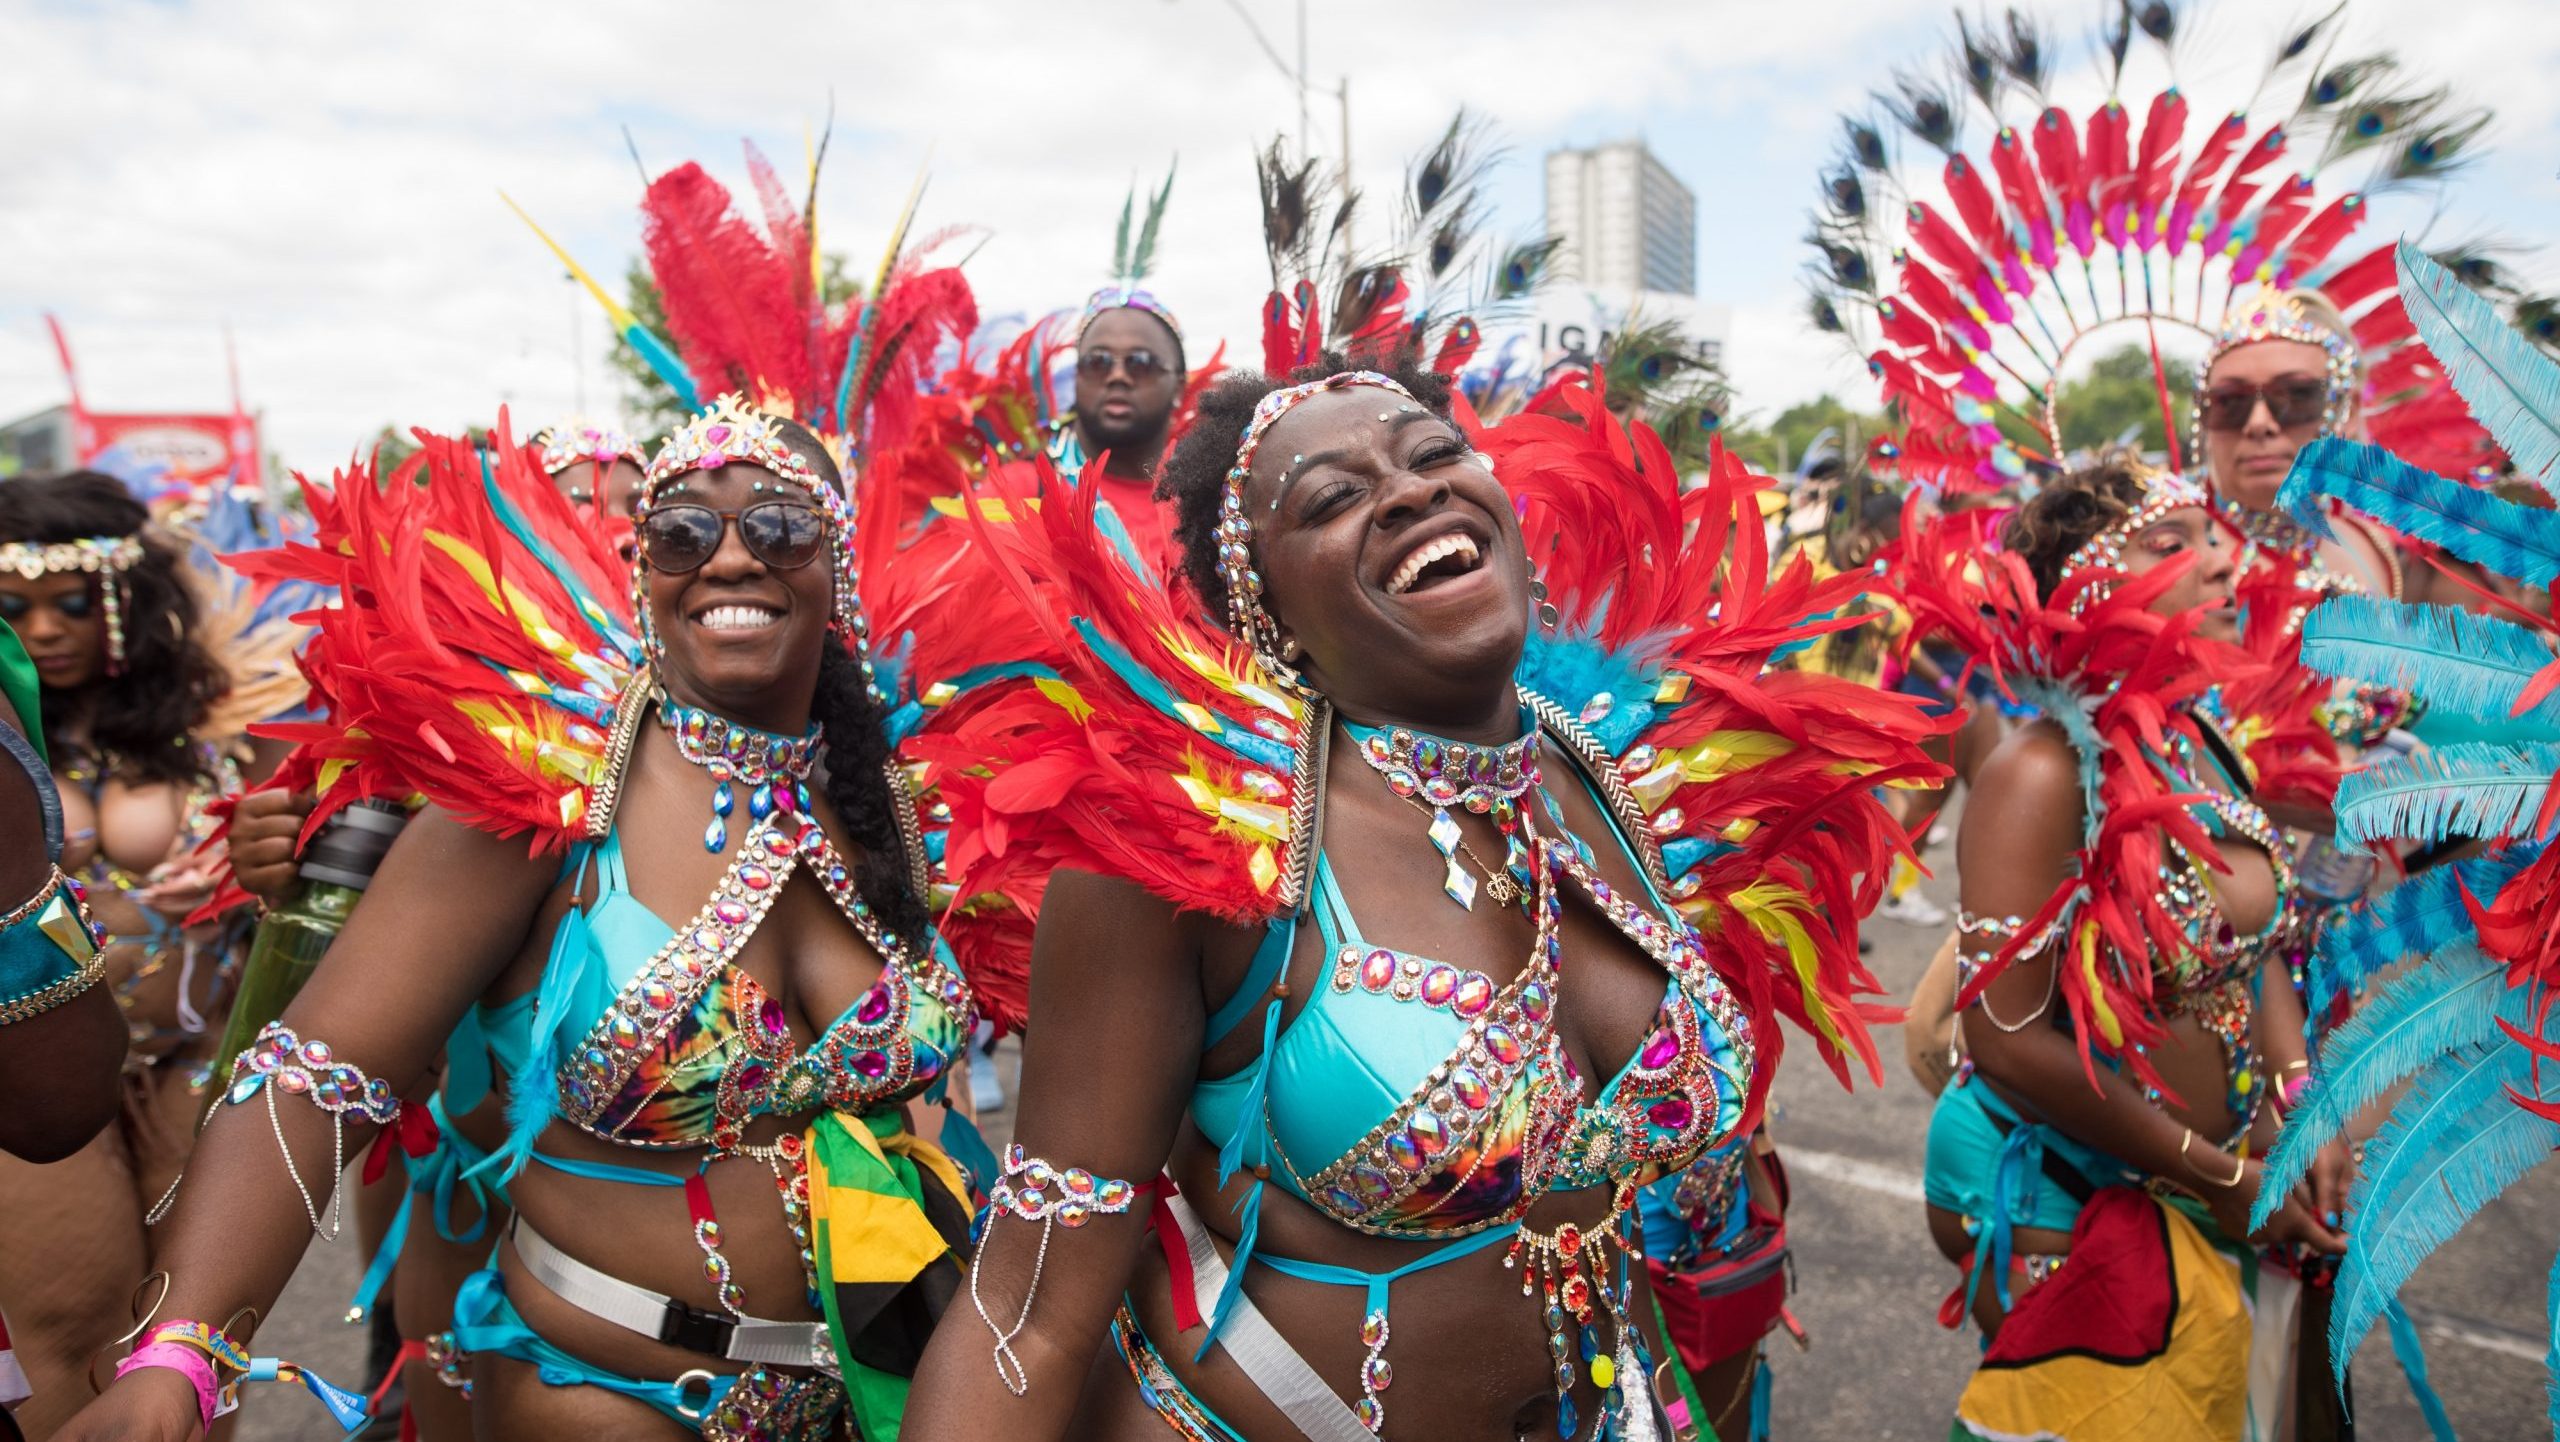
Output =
[
  {"x1": 1785, "y1": 1146, "x2": 1927, "y2": 1203},
  {"x1": 2410, "y1": 1311, "x2": 2546, "y2": 1364},
  {"x1": 1784, "y1": 1146, "x2": 2549, "y2": 1367}
]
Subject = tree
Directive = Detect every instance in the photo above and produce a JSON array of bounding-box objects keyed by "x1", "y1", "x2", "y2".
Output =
[
  {"x1": 1723, "y1": 393, "x2": 1883, "y2": 475},
  {"x1": 606, "y1": 254, "x2": 867, "y2": 433},
  {"x1": 2048, "y1": 343, "x2": 2194, "y2": 456}
]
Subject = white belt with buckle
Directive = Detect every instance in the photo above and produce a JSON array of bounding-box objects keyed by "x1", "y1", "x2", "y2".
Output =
[{"x1": 510, "y1": 1215, "x2": 828, "y2": 1368}]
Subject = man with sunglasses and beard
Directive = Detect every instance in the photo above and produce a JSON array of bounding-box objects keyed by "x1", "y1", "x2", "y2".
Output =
[{"x1": 1063, "y1": 292, "x2": 1190, "y2": 568}]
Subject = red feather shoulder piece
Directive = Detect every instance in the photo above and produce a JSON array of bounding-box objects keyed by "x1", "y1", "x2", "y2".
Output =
[
  {"x1": 906, "y1": 449, "x2": 1312, "y2": 934},
  {"x1": 249, "y1": 419, "x2": 643, "y2": 854},
  {"x1": 1478, "y1": 387, "x2": 1950, "y2": 1094}
]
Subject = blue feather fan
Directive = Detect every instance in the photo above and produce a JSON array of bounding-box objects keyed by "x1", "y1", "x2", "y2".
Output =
[
  {"x1": 2303, "y1": 597, "x2": 2560, "y2": 730},
  {"x1": 2259, "y1": 945, "x2": 2527, "y2": 1215},
  {"x1": 2332, "y1": 1041, "x2": 2560, "y2": 1363},
  {"x1": 2334, "y1": 740, "x2": 2560, "y2": 849},
  {"x1": 2309, "y1": 853, "x2": 2529, "y2": 1018},
  {"x1": 2280, "y1": 437, "x2": 2560, "y2": 587},
  {"x1": 2399, "y1": 239, "x2": 2560, "y2": 498}
]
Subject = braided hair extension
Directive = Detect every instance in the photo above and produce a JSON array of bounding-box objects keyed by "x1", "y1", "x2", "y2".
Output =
[{"x1": 1154, "y1": 353, "x2": 1455, "y2": 620}]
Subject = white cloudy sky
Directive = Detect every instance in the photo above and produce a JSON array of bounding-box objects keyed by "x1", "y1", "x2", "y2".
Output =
[{"x1": 5, "y1": 0, "x2": 2557, "y2": 474}]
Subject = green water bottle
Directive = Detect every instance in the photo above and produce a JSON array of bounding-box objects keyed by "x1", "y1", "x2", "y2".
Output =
[{"x1": 209, "y1": 800, "x2": 408, "y2": 1077}]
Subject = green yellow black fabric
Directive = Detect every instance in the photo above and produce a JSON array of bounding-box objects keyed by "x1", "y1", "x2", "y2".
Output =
[
  {"x1": 806, "y1": 1107, "x2": 972, "y2": 1439},
  {"x1": 0, "y1": 620, "x2": 45, "y2": 764}
]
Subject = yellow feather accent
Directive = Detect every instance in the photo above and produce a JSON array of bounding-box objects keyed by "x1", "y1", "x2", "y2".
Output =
[
  {"x1": 1033, "y1": 677, "x2": 1094, "y2": 724},
  {"x1": 1169, "y1": 756, "x2": 1287, "y2": 844},
  {"x1": 2075, "y1": 921, "x2": 2124, "y2": 1047},
  {"x1": 421, "y1": 531, "x2": 578, "y2": 662},
  {"x1": 1728, "y1": 880, "x2": 1849, "y2": 1055},
  {"x1": 926, "y1": 495, "x2": 1036, "y2": 522}
]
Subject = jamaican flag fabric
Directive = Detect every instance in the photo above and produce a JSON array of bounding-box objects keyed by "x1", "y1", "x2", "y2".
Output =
[{"x1": 806, "y1": 1108, "x2": 974, "y2": 1439}]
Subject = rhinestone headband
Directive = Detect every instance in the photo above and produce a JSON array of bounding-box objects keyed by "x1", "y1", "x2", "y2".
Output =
[
  {"x1": 635, "y1": 394, "x2": 866, "y2": 676},
  {"x1": 1076, "y1": 284, "x2": 1184, "y2": 344},
  {"x1": 1215, "y1": 371, "x2": 1422, "y2": 663},
  {"x1": 643, "y1": 394, "x2": 827, "y2": 497},
  {"x1": 2061, "y1": 466, "x2": 2212, "y2": 602},
  {"x1": 0, "y1": 536, "x2": 143, "y2": 581},
  {"x1": 0, "y1": 535, "x2": 145, "y2": 676},
  {"x1": 532, "y1": 420, "x2": 647, "y2": 479}
]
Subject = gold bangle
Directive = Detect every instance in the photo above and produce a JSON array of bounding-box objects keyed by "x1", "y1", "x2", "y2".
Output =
[{"x1": 2180, "y1": 1127, "x2": 2246, "y2": 1189}]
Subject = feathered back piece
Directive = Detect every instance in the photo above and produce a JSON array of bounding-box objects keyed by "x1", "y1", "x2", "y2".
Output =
[
  {"x1": 240, "y1": 417, "x2": 641, "y2": 851},
  {"x1": 1481, "y1": 386, "x2": 1947, "y2": 1096},
  {"x1": 640, "y1": 144, "x2": 978, "y2": 462},
  {"x1": 1808, "y1": 3, "x2": 2543, "y2": 491},
  {"x1": 1258, "y1": 111, "x2": 1561, "y2": 380},
  {"x1": 2251, "y1": 249, "x2": 2560, "y2": 1393},
  {"x1": 516, "y1": 138, "x2": 977, "y2": 464},
  {"x1": 1891, "y1": 499, "x2": 2253, "y2": 1094}
]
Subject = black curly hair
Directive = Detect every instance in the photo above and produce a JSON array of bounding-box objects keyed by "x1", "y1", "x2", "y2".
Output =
[
  {"x1": 763, "y1": 417, "x2": 932, "y2": 945},
  {"x1": 2001, "y1": 462, "x2": 2154, "y2": 598},
  {"x1": 0, "y1": 472, "x2": 226, "y2": 784},
  {"x1": 1154, "y1": 354, "x2": 1457, "y2": 621}
]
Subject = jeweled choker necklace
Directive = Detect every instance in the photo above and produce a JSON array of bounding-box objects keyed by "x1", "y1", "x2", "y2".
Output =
[
  {"x1": 656, "y1": 692, "x2": 822, "y2": 853},
  {"x1": 1349, "y1": 710, "x2": 1540, "y2": 911}
]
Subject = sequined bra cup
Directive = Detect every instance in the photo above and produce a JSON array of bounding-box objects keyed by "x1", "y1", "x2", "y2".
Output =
[
  {"x1": 1193, "y1": 766, "x2": 1752, "y2": 1238},
  {"x1": 481, "y1": 817, "x2": 970, "y2": 1151}
]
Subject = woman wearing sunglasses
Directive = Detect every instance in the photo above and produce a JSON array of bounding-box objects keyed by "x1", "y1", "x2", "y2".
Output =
[
  {"x1": 2192, "y1": 287, "x2": 2410, "y2": 609},
  {"x1": 62, "y1": 401, "x2": 975, "y2": 1442}
]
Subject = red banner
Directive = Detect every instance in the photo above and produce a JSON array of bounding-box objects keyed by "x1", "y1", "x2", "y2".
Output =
[{"x1": 75, "y1": 409, "x2": 260, "y2": 496}]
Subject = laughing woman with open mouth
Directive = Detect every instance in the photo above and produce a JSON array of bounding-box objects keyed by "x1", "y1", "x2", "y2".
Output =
[{"x1": 901, "y1": 355, "x2": 1933, "y2": 1441}]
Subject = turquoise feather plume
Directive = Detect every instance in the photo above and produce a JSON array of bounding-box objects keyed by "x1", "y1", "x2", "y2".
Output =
[
  {"x1": 1066, "y1": 618, "x2": 1295, "y2": 773},
  {"x1": 2309, "y1": 854, "x2": 2527, "y2": 1017},
  {"x1": 2257, "y1": 945, "x2": 2525, "y2": 1220},
  {"x1": 2303, "y1": 596, "x2": 2560, "y2": 729},
  {"x1": 2399, "y1": 238, "x2": 2560, "y2": 497},
  {"x1": 2331, "y1": 1040, "x2": 2560, "y2": 1363},
  {"x1": 2280, "y1": 437, "x2": 2560, "y2": 587},
  {"x1": 1515, "y1": 621, "x2": 1660, "y2": 753},
  {"x1": 2334, "y1": 740, "x2": 2560, "y2": 849}
]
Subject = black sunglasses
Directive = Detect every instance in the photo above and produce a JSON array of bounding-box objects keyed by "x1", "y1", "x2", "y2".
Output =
[
  {"x1": 2199, "y1": 376, "x2": 2328, "y2": 433},
  {"x1": 1078, "y1": 347, "x2": 1168, "y2": 382},
  {"x1": 639, "y1": 502, "x2": 827, "y2": 574}
]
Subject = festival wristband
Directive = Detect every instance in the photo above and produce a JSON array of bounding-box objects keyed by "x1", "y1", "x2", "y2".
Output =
[{"x1": 115, "y1": 1341, "x2": 228, "y2": 1432}]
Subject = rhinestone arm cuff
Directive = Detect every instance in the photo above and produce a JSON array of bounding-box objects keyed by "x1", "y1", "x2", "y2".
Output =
[
  {"x1": 161, "y1": 1022, "x2": 404, "y2": 1240},
  {"x1": 972, "y1": 1145, "x2": 1143, "y2": 1395},
  {"x1": 987, "y1": 1144, "x2": 1140, "y2": 1226}
]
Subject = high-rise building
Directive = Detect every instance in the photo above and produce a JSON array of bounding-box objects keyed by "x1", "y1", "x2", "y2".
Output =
[{"x1": 1544, "y1": 141, "x2": 1697, "y2": 297}]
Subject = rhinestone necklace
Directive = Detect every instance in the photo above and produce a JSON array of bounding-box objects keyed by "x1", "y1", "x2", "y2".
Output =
[
  {"x1": 656, "y1": 691, "x2": 823, "y2": 853},
  {"x1": 1348, "y1": 712, "x2": 1540, "y2": 911}
]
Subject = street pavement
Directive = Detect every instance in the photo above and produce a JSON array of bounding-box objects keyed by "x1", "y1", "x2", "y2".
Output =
[{"x1": 237, "y1": 833, "x2": 2556, "y2": 1440}]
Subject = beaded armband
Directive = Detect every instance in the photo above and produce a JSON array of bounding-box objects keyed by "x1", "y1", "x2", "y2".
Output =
[
  {"x1": 972, "y1": 1145, "x2": 1142, "y2": 1395},
  {"x1": 0, "y1": 866, "x2": 107, "y2": 1025},
  {"x1": 154, "y1": 1022, "x2": 404, "y2": 1241},
  {"x1": 1952, "y1": 909, "x2": 2062, "y2": 1035}
]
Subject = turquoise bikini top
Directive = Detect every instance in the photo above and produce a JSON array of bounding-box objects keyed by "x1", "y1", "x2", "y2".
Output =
[
  {"x1": 1192, "y1": 737, "x2": 1751, "y2": 1241},
  {"x1": 472, "y1": 815, "x2": 970, "y2": 1155}
]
